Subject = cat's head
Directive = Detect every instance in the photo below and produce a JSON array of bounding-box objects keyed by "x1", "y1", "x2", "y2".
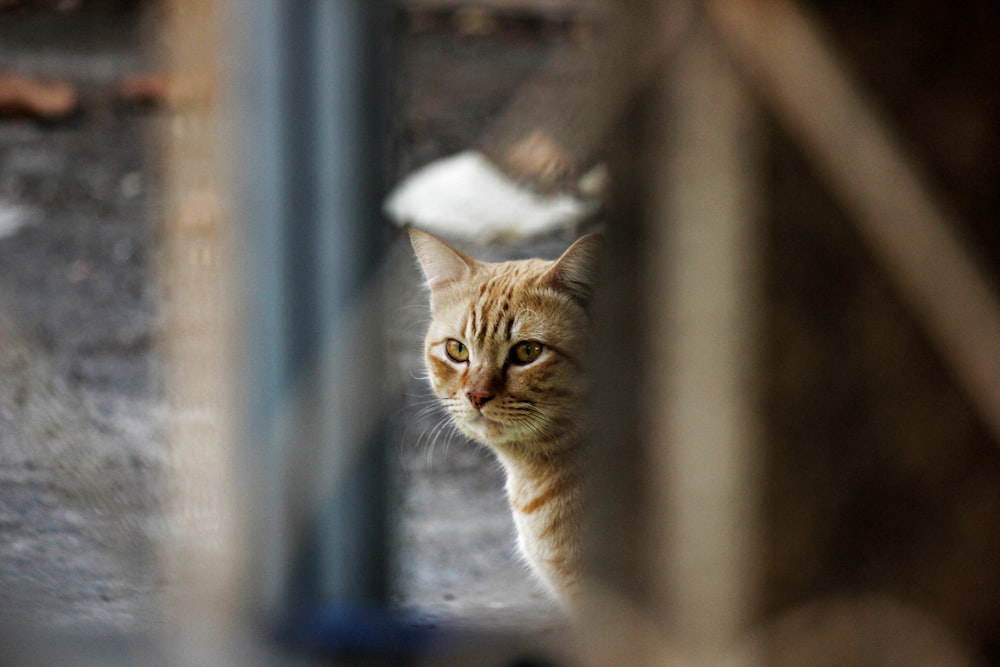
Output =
[{"x1": 411, "y1": 229, "x2": 601, "y2": 456}]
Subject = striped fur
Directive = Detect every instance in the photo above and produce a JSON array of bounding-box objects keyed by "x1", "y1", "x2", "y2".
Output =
[{"x1": 411, "y1": 229, "x2": 600, "y2": 604}]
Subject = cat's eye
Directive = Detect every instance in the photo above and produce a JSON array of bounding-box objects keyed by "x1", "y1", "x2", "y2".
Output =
[
  {"x1": 510, "y1": 341, "x2": 543, "y2": 365},
  {"x1": 445, "y1": 339, "x2": 469, "y2": 363}
]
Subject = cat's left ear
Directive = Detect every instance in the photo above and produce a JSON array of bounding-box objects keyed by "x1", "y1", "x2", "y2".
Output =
[{"x1": 544, "y1": 232, "x2": 603, "y2": 306}]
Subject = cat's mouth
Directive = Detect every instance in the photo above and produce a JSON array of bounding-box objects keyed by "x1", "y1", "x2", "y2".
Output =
[
  {"x1": 462, "y1": 410, "x2": 505, "y2": 438},
  {"x1": 468, "y1": 411, "x2": 498, "y2": 426}
]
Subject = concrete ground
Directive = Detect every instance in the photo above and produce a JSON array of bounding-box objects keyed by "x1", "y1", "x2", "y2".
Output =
[
  {"x1": 0, "y1": 0, "x2": 574, "y2": 653},
  {"x1": 0, "y1": 3, "x2": 164, "y2": 645}
]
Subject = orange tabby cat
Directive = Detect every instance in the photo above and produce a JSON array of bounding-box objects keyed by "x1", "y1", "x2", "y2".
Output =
[{"x1": 410, "y1": 228, "x2": 601, "y2": 605}]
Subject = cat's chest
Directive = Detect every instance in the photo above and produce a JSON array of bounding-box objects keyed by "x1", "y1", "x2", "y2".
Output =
[
  {"x1": 502, "y1": 465, "x2": 582, "y2": 599},
  {"x1": 502, "y1": 463, "x2": 580, "y2": 543}
]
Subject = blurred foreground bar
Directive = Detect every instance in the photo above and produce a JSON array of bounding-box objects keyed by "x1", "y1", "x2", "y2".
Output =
[
  {"x1": 578, "y1": 8, "x2": 761, "y2": 666},
  {"x1": 647, "y1": 18, "x2": 761, "y2": 665},
  {"x1": 159, "y1": 0, "x2": 242, "y2": 654},
  {"x1": 227, "y1": 0, "x2": 391, "y2": 638},
  {"x1": 162, "y1": 0, "x2": 395, "y2": 659}
]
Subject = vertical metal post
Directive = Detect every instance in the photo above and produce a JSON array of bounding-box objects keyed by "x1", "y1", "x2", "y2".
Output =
[{"x1": 230, "y1": 0, "x2": 392, "y2": 646}]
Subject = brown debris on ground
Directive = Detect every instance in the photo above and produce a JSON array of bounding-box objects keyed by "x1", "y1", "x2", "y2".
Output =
[{"x1": 0, "y1": 73, "x2": 77, "y2": 119}]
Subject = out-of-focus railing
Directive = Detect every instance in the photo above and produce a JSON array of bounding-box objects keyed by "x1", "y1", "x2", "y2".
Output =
[{"x1": 157, "y1": 0, "x2": 994, "y2": 664}]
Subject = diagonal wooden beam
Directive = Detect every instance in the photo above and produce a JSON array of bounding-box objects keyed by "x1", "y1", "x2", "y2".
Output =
[{"x1": 707, "y1": 0, "x2": 1000, "y2": 447}]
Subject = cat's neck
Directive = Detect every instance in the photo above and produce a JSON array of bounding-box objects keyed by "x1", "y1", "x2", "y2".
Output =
[
  {"x1": 492, "y1": 435, "x2": 583, "y2": 479},
  {"x1": 492, "y1": 439, "x2": 584, "y2": 503}
]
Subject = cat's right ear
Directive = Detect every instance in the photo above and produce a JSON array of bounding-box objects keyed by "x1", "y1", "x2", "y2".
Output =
[{"x1": 409, "y1": 228, "x2": 474, "y2": 293}]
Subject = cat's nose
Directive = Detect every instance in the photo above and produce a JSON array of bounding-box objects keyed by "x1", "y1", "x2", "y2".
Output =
[{"x1": 466, "y1": 389, "x2": 494, "y2": 411}]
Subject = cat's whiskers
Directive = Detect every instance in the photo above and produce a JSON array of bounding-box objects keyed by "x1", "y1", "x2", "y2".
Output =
[
  {"x1": 406, "y1": 392, "x2": 448, "y2": 459},
  {"x1": 441, "y1": 415, "x2": 466, "y2": 460},
  {"x1": 421, "y1": 413, "x2": 457, "y2": 469},
  {"x1": 424, "y1": 416, "x2": 447, "y2": 468},
  {"x1": 412, "y1": 399, "x2": 445, "y2": 420},
  {"x1": 392, "y1": 392, "x2": 440, "y2": 451}
]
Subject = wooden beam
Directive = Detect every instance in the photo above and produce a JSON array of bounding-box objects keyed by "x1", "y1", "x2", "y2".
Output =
[
  {"x1": 708, "y1": 0, "x2": 1000, "y2": 447},
  {"x1": 643, "y1": 18, "x2": 762, "y2": 665}
]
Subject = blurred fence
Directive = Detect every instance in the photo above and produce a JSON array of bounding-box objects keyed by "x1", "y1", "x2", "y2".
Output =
[{"x1": 157, "y1": 0, "x2": 996, "y2": 664}]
